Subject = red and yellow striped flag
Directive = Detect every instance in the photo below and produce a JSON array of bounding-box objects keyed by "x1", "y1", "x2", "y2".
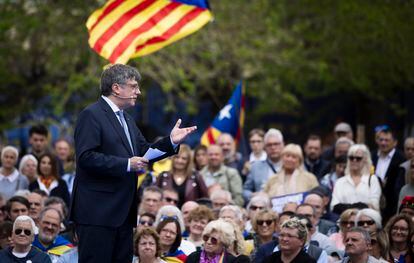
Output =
[{"x1": 86, "y1": 0, "x2": 212, "y2": 64}]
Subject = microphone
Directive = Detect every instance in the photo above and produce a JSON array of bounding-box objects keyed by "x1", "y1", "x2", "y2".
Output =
[{"x1": 112, "y1": 93, "x2": 137, "y2": 99}]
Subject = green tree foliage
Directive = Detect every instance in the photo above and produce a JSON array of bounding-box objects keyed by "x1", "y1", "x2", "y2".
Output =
[{"x1": 0, "y1": 0, "x2": 413, "y2": 131}]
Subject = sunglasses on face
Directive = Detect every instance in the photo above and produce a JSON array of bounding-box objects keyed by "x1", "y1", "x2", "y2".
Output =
[
  {"x1": 340, "y1": 221, "x2": 356, "y2": 227},
  {"x1": 250, "y1": 205, "x2": 265, "y2": 211},
  {"x1": 139, "y1": 220, "x2": 153, "y2": 226},
  {"x1": 348, "y1": 156, "x2": 363, "y2": 162},
  {"x1": 257, "y1": 219, "x2": 274, "y2": 226},
  {"x1": 203, "y1": 235, "x2": 218, "y2": 245},
  {"x1": 357, "y1": 220, "x2": 375, "y2": 227},
  {"x1": 164, "y1": 197, "x2": 178, "y2": 204},
  {"x1": 14, "y1": 229, "x2": 31, "y2": 236}
]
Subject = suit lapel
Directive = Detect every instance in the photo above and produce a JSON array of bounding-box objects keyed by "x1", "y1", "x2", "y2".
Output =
[{"x1": 98, "y1": 98, "x2": 134, "y2": 156}]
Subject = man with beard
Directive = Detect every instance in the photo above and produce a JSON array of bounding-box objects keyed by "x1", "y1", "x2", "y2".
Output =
[
  {"x1": 32, "y1": 208, "x2": 73, "y2": 261},
  {"x1": 304, "y1": 135, "x2": 331, "y2": 180}
]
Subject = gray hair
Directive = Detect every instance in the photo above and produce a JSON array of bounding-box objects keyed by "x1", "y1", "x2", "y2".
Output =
[
  {"x1": 345, "y1": 144, "x2": 373, "y2": 176},
  {"x1": 203, "y1": 219, "x2": 236, "y2": 249},
  {"x1": 44, "y1": 196, "x2": 68, "y2": 219},
  {"x1": 247, "y1": 195, "x2": 271, "y2": 210},
  {"x1": 335, "y1": 137, "x2": 354, "y2": 148},
  {"x1": 18, "y1": 154, "x2": 38, "y2": 174},
  {"x1": 347, "y1": 226, "x2": 371, "y2": 244},
  {"x1": 39, "y1": 207, "x2": 63, "y2": 224},
  {"x1": 264, "y1": 128, "x2": 284, "y2": 144},
  {"x1": 14, "y1": 215, "x2": 38, "y2": 235},
  {"x1": 100, "y1": 64, "x2": 141, "y2": 96},
  {"x1": 219, "y1": 205, "x2": 243, "y2": 221},
  {"x1": 355, "y1": 208, "x2": 382, "y2": 229},
  {"x1": 154, "y1": 205, "x2": 185, "y2": 233},
  {"x1": 405, "y1": 137, "x2": 414, "y2": 148},
  {"x1": 210, "y1": 189, "x2": 232, "y2": 202},
  {"x1": 1, "y1": 145, "x2": 19, "y2": 160}
]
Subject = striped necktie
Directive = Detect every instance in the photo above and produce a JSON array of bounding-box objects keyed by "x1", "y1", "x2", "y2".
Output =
[{"x1": 117, "y1": 111, "x2": 134, "y2": 154}]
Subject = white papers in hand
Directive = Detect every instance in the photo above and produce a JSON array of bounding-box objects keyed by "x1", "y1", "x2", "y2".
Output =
[{"x1": 143, "y1": 148, "x2": 166, "y2": 161}]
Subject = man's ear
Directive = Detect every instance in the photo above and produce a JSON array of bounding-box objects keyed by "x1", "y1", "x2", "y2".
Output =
[{"x1": 111, "y1": 83, "x2": 120, "y2": 95}]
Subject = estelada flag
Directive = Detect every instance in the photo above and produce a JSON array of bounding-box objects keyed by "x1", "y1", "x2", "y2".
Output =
[
  {"x1": 86, "y1": 0, "x2": 213, "y2": 64},
  {"x1": 201, "y1": 81, "x2": 245, "y2": 146}
]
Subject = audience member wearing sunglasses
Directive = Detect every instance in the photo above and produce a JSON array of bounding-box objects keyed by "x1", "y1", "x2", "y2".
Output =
[
  {"x1": 331, "y1": 144, "x2": 382, "y2": 214},
  {"x1": 355, "y1": 209, "x2": 383, "y2": 237},
  {"x1": 186, "y1": 219, "x2": 238, "y2": 263},
  {"x1": 329, "y1": 209, "x2": 359, "y2": 251},
  {"x1": 247, "y1": 209, "x2": 279, "y2": 260},
  {"x1": 0, "y1": 215, "x2": 51, "y2": 263},
  {"x1": 138, "y1": 213, "x2": 156, "y2": 232}
]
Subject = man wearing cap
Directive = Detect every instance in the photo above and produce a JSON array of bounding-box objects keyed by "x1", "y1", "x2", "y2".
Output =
[
  {"x1": 0, "y1": 215, "x2": 52, "y2": 262},
  {"x1": 371, "y1": 127, "x2": 405, "y2": 222},
  {"x1": 322, "y1": 122, "x2": 354, "y2": 163}
]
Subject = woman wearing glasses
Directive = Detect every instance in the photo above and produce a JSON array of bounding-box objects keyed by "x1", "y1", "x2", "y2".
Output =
[
  {"x1": 186, "y1": 219, "x2": 237, "y2": 263},
  {"x1": 157, "y1": 144, "x2": 208, "y2": 208},
  {"x1": 330, "y1": 144, "x2": 382, "y2": 213},
  {"x1": 385, "y1": 214, "x2": 413, "y2": 262},
  {"x1": 156, "y1": 217, "x2": 187, "y2": 263},
  {"x1": 247, "y1": 210, "x2": 279, "y2": 260}
]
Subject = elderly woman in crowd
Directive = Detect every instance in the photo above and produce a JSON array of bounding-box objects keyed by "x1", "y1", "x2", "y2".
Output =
[
  {"x1": 385, "y1": 214, "x2": 413, "y2": 262},
  {"x1": 133, "y1": 227, "x2": 167, "y2": 263},
  {"x1": 0, "y1": 146, "x2": 29, "y2": 199},
  {"x1": 186, "y1": 205, "x2": 215, "y2": 249},
  {"x1": 264, "y1": 144, "x2": 319, "y2": 197},
  {"x1": 186, "y1": 219, "x2": 237, "y2": 263},
  {"x1": 29, "y1": 153, "x2": 70, "y2": 206},
  {"x1": 245, "y1": 194, "x2": 271, "y2": 232},
  {"x1": 331, "y1": 144, "x2": 382, "y2": 212},
  {"x1": 19, "y1": 154, "x2": 39, "y2": 184},
  {"x1": 329, "y1": 208, "x2": 359, "y2": 250},
  {"x1": 0, "y1": 215, "x2": 51, "y2": 262},
  {"x1": 354, "y1": 208, "x2": 382, "y2": 236},
  {"x1": 263, "y1": 217, "x2": 316, "y2": 263},
  {"x1": 157, "y1": 144, "x2": 208, "y2": 208},
  {"x1": 248, "y1": 209, "x2": 279, "y2": 260},
  {"x1": 156, "y1": 217, "x2": 187, "y2": 263}
]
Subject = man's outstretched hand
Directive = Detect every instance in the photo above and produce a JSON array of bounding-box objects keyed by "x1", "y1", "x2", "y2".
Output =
[{"x1": 170, "y1": 119, "x2": 197, "y2": 144}]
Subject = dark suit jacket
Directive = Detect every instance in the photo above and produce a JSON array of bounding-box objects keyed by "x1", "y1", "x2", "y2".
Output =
[
  {"x1": 70, "y1": 98, "x2": 176, "y2": 227},
  {"x1": 29, "y1": 179, "x2": 70, "y2": 207},
  {"x1": 371, "y1": 149, "x2": 406, "y2": 222}
]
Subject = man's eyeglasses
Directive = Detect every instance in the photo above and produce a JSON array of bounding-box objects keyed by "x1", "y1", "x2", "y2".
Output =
[
  {"x1": 348, "y1": 156, "x2": 363, "y2": 162},
  {"x1": 357, "y1": 220, "x2": 375, "y2": 227},
  {"x1": 250, "y1": 205, "x2": 265, "y2": 211},
  {"x1": 119, "y1": 83, "x2": 140, "y2": 91},
  {"x1": 250, "y1": 140, "x2": 263, "y2": 144},
  {"x1": 139, "y1": 220, "x2": 153, "y2": 227},
  {"x1": 14, "y1": 229, "x2": 31, "y2": 236},
  {"x1": 257, "y1": 219, "x2": 274, "y2": 226},
  {"x1": 203, "y1": 235, "x2": 219, "y2": 245}
]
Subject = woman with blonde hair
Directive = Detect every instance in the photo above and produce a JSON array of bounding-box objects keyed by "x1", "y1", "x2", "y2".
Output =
[
  {"x1": 264, "y1": 144, "x2": 318, "y2": 197},
  {"x1": 329, "y1": 208, "x2": 359, "y2": 250},
  {"x1": 157, "y1": 144, "x2": 208, "y2": 207},
  {"x1": 330, "y1": 144, "x2": 382, "y2": 212}
]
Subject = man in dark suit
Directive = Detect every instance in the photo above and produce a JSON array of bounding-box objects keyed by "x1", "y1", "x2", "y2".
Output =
[
  {"x1": 70, "y1": 64, "x2": 196, "y2": 262},
  {"x1": 371, "y1": 127, "x2": 405, "y2": 223}
]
